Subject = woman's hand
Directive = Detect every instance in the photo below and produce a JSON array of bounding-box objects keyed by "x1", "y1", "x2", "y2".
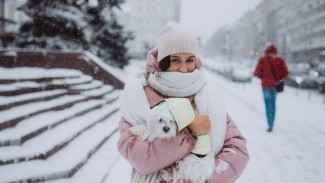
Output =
[{"x1": 188, "y1": 111, "x2": 211, "y2": 136}]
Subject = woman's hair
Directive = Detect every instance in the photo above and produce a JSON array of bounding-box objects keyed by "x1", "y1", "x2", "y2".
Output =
[{"x1": 158, "y1": 56, "x2": 170, "y2": 71}]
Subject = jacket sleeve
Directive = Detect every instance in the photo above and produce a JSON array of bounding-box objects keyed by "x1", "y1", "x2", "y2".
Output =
[
  {"x1": 117, "y1": 117, "x2": 197, "y2": 175},
  {"x1": 254, "y1": 58, "x2": 263, "y2": 79},
  {"x1": 207, "y1": 114, "x2": 249, "y2": 183}
]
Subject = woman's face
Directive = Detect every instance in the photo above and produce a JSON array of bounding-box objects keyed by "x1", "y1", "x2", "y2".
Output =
[{"x1": 167, "y1": 53, "x2": 196, "y2": 73}]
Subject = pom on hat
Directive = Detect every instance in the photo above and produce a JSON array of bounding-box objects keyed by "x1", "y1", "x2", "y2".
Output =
[{"x1": 157, "y1": 22, "x2": 199, "y2": 62}]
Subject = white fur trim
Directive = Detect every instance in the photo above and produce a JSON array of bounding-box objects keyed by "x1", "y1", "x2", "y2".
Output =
[
  {"x1": 119, "y1": 72, "x2": 150, "y2": 126},
  {"x1": 194, "y1": 82, "x2": 227, "y2": 155},
  {"x1": 176, "y1": 153, "x2": 215, "y2": 183}
]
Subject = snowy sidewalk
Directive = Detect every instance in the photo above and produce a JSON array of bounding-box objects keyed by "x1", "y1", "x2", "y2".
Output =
[
  {"x1": 109, "y1": 61, "x2": 325, "y2": 183},
  {"x1": 203, "y1": 69, "x2": 325, "y2": 183}
]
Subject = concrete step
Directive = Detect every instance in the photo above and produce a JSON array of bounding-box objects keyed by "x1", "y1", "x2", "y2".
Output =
[
  {"x1": 0, "y1": 75, "x2": 93, "y2": 96},
  {"x1": 0, "y1": 99, "x2": 119, "y2": 165},
  {"x1": 0, "y1": 67, "x2": 83, "y2": 84},
  {"x1": 45, "y1": 132, "x2": 121, "y2": 183},
  {"x1": 0, "y1": 110, "x2": 121, "y2": 183},
  {"x1": 0, "y1": 85, "x2": 114, "y2": 131},
  {"x1": 0, "y1": 89, "x2": 68, "y2": 110},
  {"x1": 0, "y1": 90, "x2": 121, "y2": 147}
]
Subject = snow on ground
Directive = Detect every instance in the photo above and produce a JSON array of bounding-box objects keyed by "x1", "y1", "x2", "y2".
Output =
[
  {"x1": 1, "y1": 60, "x2": 324, "y2": 183},
  {"x1": 109, "y1": 59, "x2": 325, "y2": 183},
  {"x1": 0, "y1": 67, "x2": 82, "y2": 79},
  {"x1": 46, "y1": 112, "x2": 122, "y2": 183},
  {"x1": 203, "y1": 69, "x2": 325, "y2": 183},
  {"x1": 0, "y1": 90, "x2": 66, "y2": 105}
]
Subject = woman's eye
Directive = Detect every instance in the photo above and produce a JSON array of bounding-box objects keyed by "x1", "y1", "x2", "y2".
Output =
[
  {"x1": 171, "y1": 59, "x2": 179, "y2": 63},
  {"x1": 186, "y1": 59, "x2": 194, "y2": 62}
]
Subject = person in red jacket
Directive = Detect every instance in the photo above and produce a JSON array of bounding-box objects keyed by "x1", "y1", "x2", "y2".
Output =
[{"x1": 254, "y1": 43, "x2": 289, "y2": 132}]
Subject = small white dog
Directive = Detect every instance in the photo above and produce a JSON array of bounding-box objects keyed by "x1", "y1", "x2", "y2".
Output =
[
  {"x1": 130, "y1": 101, "x2": 215, "y2": 183},
  {"x1": 130, "y1": 100, "x2": 178, "y2": 143}
]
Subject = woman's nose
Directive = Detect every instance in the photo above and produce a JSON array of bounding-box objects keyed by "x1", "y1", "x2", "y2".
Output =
[{"x1": 178, "y1": 64, "x2": 188, "y2": 73}]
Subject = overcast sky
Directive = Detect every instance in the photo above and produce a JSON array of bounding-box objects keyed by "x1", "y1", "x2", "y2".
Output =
[{"x1": 180, "y1": 0, "x2": 262, "y2": 43}]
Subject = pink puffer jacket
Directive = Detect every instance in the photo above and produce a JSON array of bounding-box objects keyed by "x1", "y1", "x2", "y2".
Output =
[{"x1": 117, "y1": 85, "x2": 249, "y2": 183}]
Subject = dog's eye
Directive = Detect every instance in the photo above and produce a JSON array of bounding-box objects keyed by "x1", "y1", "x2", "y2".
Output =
[
  {"x1": 159, "y1": 118, "x2": 163, "y2": 122},
  {"x1": 170, "y1": 120, "x2": 173, "y2": 123}
]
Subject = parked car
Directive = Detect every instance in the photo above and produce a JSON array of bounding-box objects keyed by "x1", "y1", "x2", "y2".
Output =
[
  {"x1": 222, "y1": 65, "x2": 233, "y2": 78},
  {"x1": 317, "y1": 76, "x2": 325, "y2": 93},
  {"x1": 285, "y1": 63, "x2": 319, "y2": 89},
  {"x1": 285, "y1": 70, "x2": 318, "y2": 89},
  {"x1": 229, "y1": 65, "x2": 252, "y2": 82},
  {"x1": 206, "y1": 60, "x2": 253, "y2": 82},
  {"x1": 314, "y1": 68, "x2": 325, "y2": 93}
]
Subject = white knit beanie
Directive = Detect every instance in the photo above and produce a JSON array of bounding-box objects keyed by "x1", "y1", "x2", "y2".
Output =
[{"x1": 157, "y1": 22, "x2": 199, "y2": 62}]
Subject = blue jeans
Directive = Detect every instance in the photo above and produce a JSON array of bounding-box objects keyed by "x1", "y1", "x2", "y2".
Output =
[{"x1": 262, "y1": 88, "x2": 277, "y2": 130}]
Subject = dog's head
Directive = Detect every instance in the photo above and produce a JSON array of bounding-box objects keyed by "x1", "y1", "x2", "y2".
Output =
[{"x1": 147, "y1": 101, "x2": 177, "y2": 139}]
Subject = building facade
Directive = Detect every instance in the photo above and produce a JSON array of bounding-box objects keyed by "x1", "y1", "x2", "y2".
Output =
[
  {"x1": 228, "y1": 0, "x2": 325, "y2": 63},
  {"x1": 277, "y1": 0, "x2": 325, "y2": 63},
  {"x1": 229, "y1": 11, "x2": 255, "y2": 58},
  {"x1": 120, "y1": 0, "x2": 181, "y2": 59}
]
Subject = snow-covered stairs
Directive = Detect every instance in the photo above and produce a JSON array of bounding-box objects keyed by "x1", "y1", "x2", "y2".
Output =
[{"x1": 0, "y1": 67, "x2": 122, "y2": 182}]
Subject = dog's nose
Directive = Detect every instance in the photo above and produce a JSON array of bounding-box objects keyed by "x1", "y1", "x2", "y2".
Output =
[{"x1": 163, "y1": 126, "x2": 170, "y2": 133}]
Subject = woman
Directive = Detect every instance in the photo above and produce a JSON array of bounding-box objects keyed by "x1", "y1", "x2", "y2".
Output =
[{"x1": 118, "y1": 22, "x2": 249, "y2": 183}]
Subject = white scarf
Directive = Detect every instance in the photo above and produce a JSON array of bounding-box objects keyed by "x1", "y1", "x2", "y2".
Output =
[
  {"x1": 119, "y1": 69, "x2": 227, "y2": 155},
  {"x1": 148, "y1": 69, "x2": 205, "y2": 97}
]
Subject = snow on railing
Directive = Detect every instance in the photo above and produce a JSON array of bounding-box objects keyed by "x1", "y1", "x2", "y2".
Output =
[{"x1": 83, "y1": 51, "x2": 126, "y2": 83}]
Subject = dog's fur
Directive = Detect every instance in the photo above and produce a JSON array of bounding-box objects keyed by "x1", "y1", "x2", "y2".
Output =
[
  {"x1": 130, "y1": 101, "x2": 177, "y2": 142},
  {"x1": 130, "y1": 101, "x2": 215, "y2": 183}
]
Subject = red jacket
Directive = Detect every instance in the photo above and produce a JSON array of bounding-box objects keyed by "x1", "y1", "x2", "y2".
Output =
[{"x1": 254, "y1": 44, "x2": 289, "y2": 87}]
